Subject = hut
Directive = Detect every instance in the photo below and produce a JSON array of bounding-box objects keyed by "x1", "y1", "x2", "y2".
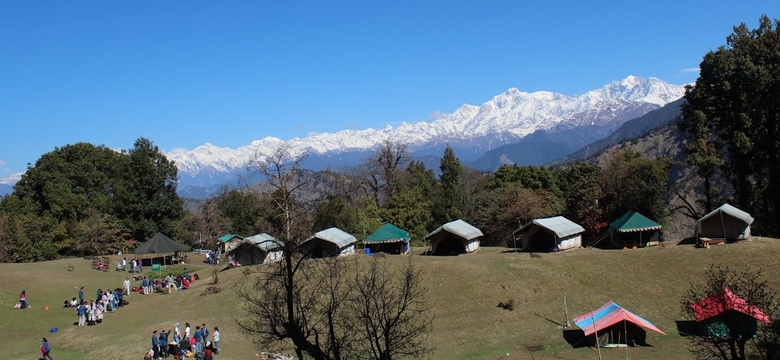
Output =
[
  {"x1": 301, "y1": 227, "x2": 356, "y2": 258},
  {"x1": 364, "y1": 223, "x2": 411, "y2": 255},
  {"x1": 574, "y1": 301, "x2": 666, "y2": 347},
  {"x1": 513, "y1": 216, "x2": 584, "y2": 252},
  {"x1": 229, "y1": 233, "x2": 283, "y2": 265},
  {"x1": 425, "y1": 219, "x2": 483, "y2": 255},
  {"x1": 217, "y1": 234, "x2": 244, "y2": 254},
  {"x1": 696, "y1": 204, "x2": 754, "y2": 245},
  {"x1": 690, "y1": 288, "x2": 770, "y2": 339},
  {"x1": 608, "y1": 210, "x2": 662, "y2": 248}
]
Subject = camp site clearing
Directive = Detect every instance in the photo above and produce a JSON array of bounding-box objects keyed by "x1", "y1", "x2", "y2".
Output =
[{"x1": 2, "y1": 239, "x2": 780, "y2": 359}]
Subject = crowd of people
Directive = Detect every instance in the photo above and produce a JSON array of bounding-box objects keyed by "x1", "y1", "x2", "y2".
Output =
[
  {"x1": 146, "y1": 322, "x2": 221, "y2": 360},
  {"x1": 22, "y1": 255, "x2": 220, "y2": 359},
  {"x1": 68, "y1": 285, "x2": 128, "y2": 326}
]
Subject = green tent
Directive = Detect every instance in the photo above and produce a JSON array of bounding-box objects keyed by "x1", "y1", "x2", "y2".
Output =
[
  {"x1": 608, "y1": 211, "x2": 662, "y2": 248},
  {"x1": 364, "y1": 223, "x2": 411, "y2": 255}
]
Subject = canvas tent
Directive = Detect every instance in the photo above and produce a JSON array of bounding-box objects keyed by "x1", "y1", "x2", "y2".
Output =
[
  {"x1": 690, "y1": 288, "x2": 770, "y2": 339},
  {"x1": 217, "y1": 234, "x2": 244, "y2": 254},
  {"x1": 301, "y1": 227, "x2": 356, "y2": 258},
  {"x1": 364, "y1": 223, "x2": 411, "y2": 255},
  {"x1": 229, "y1": 233, "x2": 284, "y2": 265},
  {"x1": 133, "y1": 232, "x2": 190, "y2": 265},
  {"x1": 425, "y1": 219, "x2": 482, "y2": 255},
  {"x1": 608, "y1": 210, "x2": 662, "y2": 248},
  {"x1": 513, "y1": 216, "x2": 584, "y2": 252},
  {"x1": 574, "y1": 301, "x2": 666, "y2": 347},
  {"x1": 696, "y1": 204, "x2": 754, "y2": 244}
]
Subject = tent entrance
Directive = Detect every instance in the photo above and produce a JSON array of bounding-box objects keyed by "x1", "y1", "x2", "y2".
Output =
[
  {"x1": 588, "y1": 322, "x2": 646, "y2": 347},
  {"x1": 433, "y1": 236, "x2": 466, "y2": 255},
  {"x1": 366, "y1": 242, "x2": 405, "y2": 255},
  {"x1": 525, "y1": 228, "x2": 556, "y2": 252},
  {"x1": 305, "y1": 239, "x2": 340, "y2": 258}
]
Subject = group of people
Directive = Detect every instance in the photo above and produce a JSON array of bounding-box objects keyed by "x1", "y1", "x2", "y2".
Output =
[
  {"x1": 147, "y1": 322, "x2": 220, "y2": 360},
  {"x1": 71, "y1": 285, "x2": 127, "y2": 326},
  {"x1": 135, "y1": 269, "x2": 194, "y2": 295},
  {"x1": 114, "y1": 257, "x2": 144, "y2": 273}
]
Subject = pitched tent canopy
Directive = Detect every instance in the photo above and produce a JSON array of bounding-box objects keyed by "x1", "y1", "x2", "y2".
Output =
[
  {"x1": 364, "y1": 223, "x2": 411, "y2": 255},
  {"x1": 425, "y1": 219, "x2": 483, "y2": 255},
  {"x1": 691, "y1": 288, "x2": 770, "y2": 323},
  {"x1": 513, "y1": 216, "x2": 585, "y2": 252},
  {"x1": 609, "y1": 211, "x2": 662, "y2": 233},
  {"x1": 696, "y1": 203, "x2": 754, "y2": 242},
  {"x1": 574, "y1": 301, "x2": 665, "y2": 347},
  {"x1": 217, "y1": 233, "x2": 244, "y2": 254},
  {"x1": 230, "y1": 233, "x2": 284, "y2": 265},
  {"x1": 133, "y1": 233, "x2": 189, "y2": 255},
  {"x1": 607, "y1": 210, "x2": 662, "y2": 248},
  {"x1": 301, "y1": 227, "x2": 357, "y2": 258}
]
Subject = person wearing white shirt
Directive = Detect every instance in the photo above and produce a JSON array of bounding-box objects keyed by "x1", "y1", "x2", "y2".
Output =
[
  {"x1": 212, "y1": 327, "x2": 220, "y2": 355},
  {"x1": 123, "y1": 277, "x2": 131, "y2": 296}
]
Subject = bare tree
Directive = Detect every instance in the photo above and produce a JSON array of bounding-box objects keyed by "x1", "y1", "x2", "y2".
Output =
[
  {"x1": 364, "y1": 140, "x2": 410, "y2": 206},
  {"x1": 353, "y1": 258, "x2": 434, "y2": 360},
  {"x1": 680, "y1": 265, "x2": 780, "y2": 360},
  {"x1": 236, "y1": 144, "x2": 433, "y2": 360}
]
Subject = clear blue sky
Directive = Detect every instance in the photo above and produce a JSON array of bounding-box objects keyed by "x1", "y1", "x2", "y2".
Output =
[{"x1": 0, "y1": 1, "x2": 777, "y2": 176}]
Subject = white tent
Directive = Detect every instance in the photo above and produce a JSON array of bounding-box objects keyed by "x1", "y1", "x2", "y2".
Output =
[
  {"x1": 513, "y1": 216, "x2": 585, "y2": 252},
  {"x1": 425, "y1": 219, "x2": 483, "y2": 255},
  {"x1": 301, "y1": 227, "x2": 356, "y2": 258},
  {"x1": 229, "y1": 233, "x2": 284, "y2": 265},
  {"x1": 696, "y1": 204, "x2": 754, "y2": 243}
]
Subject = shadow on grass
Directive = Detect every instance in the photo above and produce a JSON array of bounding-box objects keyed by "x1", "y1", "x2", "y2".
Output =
[
  {"x1": 675, "y1": 320, "x2": 696, "y2": 337},
  {"x1": 563, "y1": 329, "x2": 589, "y2": 348},
  {"x1": 677, "y1": 237, "x2": 698, "y2": 246}
]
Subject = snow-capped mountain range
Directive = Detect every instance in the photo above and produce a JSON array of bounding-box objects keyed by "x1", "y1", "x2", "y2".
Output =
[{"x1": 0, "y1": 76, "x2": 686, "y2": 197}]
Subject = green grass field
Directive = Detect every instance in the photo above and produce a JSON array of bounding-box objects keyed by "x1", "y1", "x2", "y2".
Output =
[{"x1": 2, "y1": 239, "x2": 779, "y2": 360}]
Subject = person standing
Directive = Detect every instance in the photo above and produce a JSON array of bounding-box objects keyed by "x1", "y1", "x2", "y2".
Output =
[
  {"x1": 151, "y1": 330, "x2": 160, "y2": 359},
  {"x1": 141, "y1": 277, "x2": 148, "y2": 295},
  {"x1": 77, "y1": 301, "x2": 86, "y2": 327},
  {"x1": 131, "y1": 258, "x2": 136, "y2": 273},
  {"x1": 78, "y1": 287, "x2": 84, "y2": 303},
  {"x1": 123, "y1": 277, "x2": 131, "y2": 296},
  {"x1": 212, "y1": 326, "x2": 220, "y2": 355},
  {"x1": 41, "y1": 338, "x2": 54, "y2": 360},
  {"x1": 201, "y1": 323, "x2": 209, "y2": 348},
  {"x1": 194, "y1": 325, "x2": 202, "y2": 352},
  {"x1": 184, "y1": 323, "x2": 191, "y2": 341},
  {"x1": 122, "y1": 257, "x2": 127, "y2": 271}
]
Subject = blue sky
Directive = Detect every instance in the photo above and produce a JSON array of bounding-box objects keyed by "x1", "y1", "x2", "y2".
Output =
[{"x1": 0, "y1": 1, "x2": 777, "y2": 176}]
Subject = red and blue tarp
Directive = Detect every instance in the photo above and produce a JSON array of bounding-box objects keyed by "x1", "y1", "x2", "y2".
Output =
[{"x1": 574, "y1": 301, "x2": 666, "y2": 336}]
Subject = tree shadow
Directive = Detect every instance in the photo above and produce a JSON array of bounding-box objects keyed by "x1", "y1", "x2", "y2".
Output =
[{"x1": 677, "y1": 237, "x2": 698, "y2": 246}]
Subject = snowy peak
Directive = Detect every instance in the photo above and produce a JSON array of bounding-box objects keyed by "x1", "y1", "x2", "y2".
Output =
[
  {"x1": 0, "y1": 172, "x2": 22, "y2": 186},
  {"x1": 167, "y1": 76, "x2": 685, "y2": 181}
]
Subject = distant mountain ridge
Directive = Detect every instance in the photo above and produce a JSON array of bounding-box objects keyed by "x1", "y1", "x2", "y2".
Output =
[
  {"x1": 0, "y1": 76, "x2": 686, "y2": 198},
  {"x1": 166, "y1": 76, "x2": 684, "y2": 192}
]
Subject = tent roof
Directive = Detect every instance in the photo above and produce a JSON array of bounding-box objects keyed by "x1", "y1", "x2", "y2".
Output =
[
  {"x1": 242, "y1": 233, "x2": 283, "y2": 252},
  {"x1": 424, "y1": 219, "x2": 483, "y2": 241},
  {"x1": 609, "y1": 210, "x2": 662, "y2": 233},
  {"x1": 691, "y1": 288, "x2": 770, "y2": 323},
  {"x1": 218, "y1": 234, "x2": 243, "y2": 242},
  {"x1": 364, "y1": 223, "x2": 410, "y2": 244},
  {"x1": 513, "y1": 216, "x2": 585, "y2": 238},
  {"x1": 574, "y1": 301, "x2": 666, "y2": 337},
  {"x1": 133, "y1": 233, "x2": 189, "y2": 255},
  {"x1": 697, "y1": 203, "x2": 754, "y2": 225},
  {"x1": 303, "y1": 227, "x2": 356, "y2": 248}
]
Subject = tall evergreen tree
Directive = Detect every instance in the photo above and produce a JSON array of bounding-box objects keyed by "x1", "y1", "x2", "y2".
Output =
[
  {"x1": 437, "y1": 145, "x2": 464, "y2": 223},
  {"x1": 682, "y1": 15, "x2": 780, "y2": 234},
  {"x1": 115, "y1": 137, "x2": 184, "y2": 242}
]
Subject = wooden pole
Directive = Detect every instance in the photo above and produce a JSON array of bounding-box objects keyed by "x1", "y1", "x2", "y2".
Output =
[
  {"x1": 624, "y1": 319, "x2": 629, "y2": 359},
  {"x1": 562, "y1": 286, "x2": 570, "y2": 328},
  {"x1": 591, "y1": 307, "x2": 602, "y2": 360}
]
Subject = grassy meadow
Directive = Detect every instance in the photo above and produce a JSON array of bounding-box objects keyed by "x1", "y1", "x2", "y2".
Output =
[{"x1": 2, "y1": 239, "x2": 780, "y2": 360}]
